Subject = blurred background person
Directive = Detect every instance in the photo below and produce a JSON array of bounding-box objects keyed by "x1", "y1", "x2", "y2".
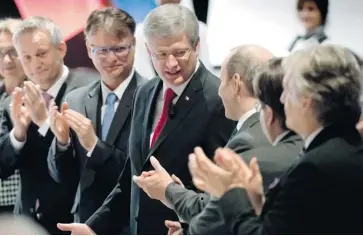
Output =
[
  {"x1": 0, "y1": 214, "x2": 48, "y2": 234},
  {"x1": 134, "y1": 0, "x2": 212, "y2": 79},
  {"x1": 0, "y1": 18, "x2": 25, "y2": 214},
  {"x1": 288, "y1": 0, "x2": 330, "y2": 52}
]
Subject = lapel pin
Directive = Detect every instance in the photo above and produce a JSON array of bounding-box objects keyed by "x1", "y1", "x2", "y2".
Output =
[{"x1": 185, "y1": 96, "x2": 189, "y2": 101}]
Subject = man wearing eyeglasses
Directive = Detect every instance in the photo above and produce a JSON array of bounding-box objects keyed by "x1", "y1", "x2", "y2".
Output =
[
  {"x1": 0, "y1": 18, "x2": 25, "y2": 215},
  {"x1": 48, "y1": 7, "x2": 145, "y2": 228},
  {"x1": 56, "y1": 4, "x2": 235, "y2": 235}
]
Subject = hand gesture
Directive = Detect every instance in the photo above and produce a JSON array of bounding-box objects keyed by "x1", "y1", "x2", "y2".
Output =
[
  {"x1": 49, "y1": 102, "x2": 70, "y2": 145},
  {"x1": 165, "y1": 220, "x2": 183, "y2": 235},
  {"x1": 64, "y1": 109, "x2": 97, "y2": 152},
  {"x1": 57, "y1": 223, "x2": 95, "y2": 235},
  {"x1": 10, "y1": 87, "x2": 31, "y2": 141},
  {"x1": 22, "y1": 81, "x2": 49, "y2": 127}
]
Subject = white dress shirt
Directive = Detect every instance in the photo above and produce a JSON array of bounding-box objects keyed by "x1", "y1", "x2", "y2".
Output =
[
  {"x1": 272, "y1": 131, "x2": 290, "y2": 146},
  {"x1": 149, "y1": 61, "x2": 200, "y2": 146},
  {"x1": 10, "y1": 65, "x2": 69, "y2": 151},
  {"x1": 236, "y1": 105, "x2": 259, "y2": 131},
  {"x1": 304, "y1": 126, "x2": 324, "y2": 150},
  {"x1": 86, "y1": 69, "x2": 134, "y2": 157}
]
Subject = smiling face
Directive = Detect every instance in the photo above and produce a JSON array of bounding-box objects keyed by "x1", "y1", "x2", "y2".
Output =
[
  {"x1": 86, "y1": 28, "x2": 135, "y2": 82},
  {"x1": 15, "y1": 29, "x2": 66, "y2": 90}
]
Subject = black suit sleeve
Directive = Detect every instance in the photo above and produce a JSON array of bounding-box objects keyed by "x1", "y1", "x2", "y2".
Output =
[
  {"x1": 0, "y1": 133, "x2": 20, "y2": 178},
  {"x1": 86, "y1": 156, "x2": 131, "y2": 234},
  {"x1": 218, "y1": 162, "x2": 325, "y2": 235},
  {"x1": 85, "y1": 139, "x2": 127, "y2": 173},
  {"x1": 165, "y1": 182, "x2": 210, "y2": 222},
  {"x1": 202, "y1": 104, "x2": 235, "y2": 158}
]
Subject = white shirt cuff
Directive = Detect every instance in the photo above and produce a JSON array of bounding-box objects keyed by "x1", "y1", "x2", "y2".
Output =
[
  {"x1": 9, "y1": 129, "x2": 26, "y2": 152},
  {"x1": 86, "y1": 139, "x2": 98, "y2": 157},
  {"x1": 38, "y1": 117, "x2": 50, "y2": 137},
  {"x1": 57, "y1": 139, "x2": 70, "y2": 151}
]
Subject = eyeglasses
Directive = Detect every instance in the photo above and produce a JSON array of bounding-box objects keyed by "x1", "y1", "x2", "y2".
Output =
[
  {"x1": 91, "y1": 44, "x2": 133, "y2": 58},
  {"x1": 0, "y1": 48, "x2": 18, "y2": 60},
  {"x1": 150, "y1": 48, "x2": 192, "y2": 61}
]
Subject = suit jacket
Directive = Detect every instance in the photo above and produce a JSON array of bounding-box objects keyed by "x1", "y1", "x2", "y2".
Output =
[
  {"x1": 86, "y1": 63, "x2": 236, "y2": 234},
  {"x1": 0, "y1": 69, "x2": 98, "y2": 234},
  {"x1": 47, "y1": 72, "x2": 145, "y2": 223},
  {"x1": 218, "y1": 124, "x2": 363, "y2": 234},
  {"x1": 187, "y1": 131, "x2": 301, "y2": 235},
  {"x1": 164, "y1": 112, "x2": 270, "y2": 222}
]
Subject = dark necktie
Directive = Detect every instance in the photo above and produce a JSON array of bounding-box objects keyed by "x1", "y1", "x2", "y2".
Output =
[
  {"x1": 150, "y1": 88, "x2": 176, "y2": 148},
  {"x1": 102, "y1": 93, "x2": 118, "y2": 141}
]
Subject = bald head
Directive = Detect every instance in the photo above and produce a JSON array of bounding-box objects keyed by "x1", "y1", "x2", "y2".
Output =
[{"x1": 225, "y1": 45, "x2": 273, "y2": 96}]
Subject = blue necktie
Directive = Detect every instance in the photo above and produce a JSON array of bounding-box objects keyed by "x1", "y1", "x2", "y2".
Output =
[{"x1": 102, "y1": 93, "x2": 118, "y2": 141}]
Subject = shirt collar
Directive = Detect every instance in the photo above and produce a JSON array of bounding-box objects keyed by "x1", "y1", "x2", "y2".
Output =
[
  {"x1": 46, "y1": 65, "x2": 69, "y2": 98},
  {"x1": 101, "y1": 68, "x2": 134, "y2": 104},
  {"x1": 162, "y1": 60, "x2": 200, "y2": 98},
  {"x1": 304, "y1": 126, "x2": 324, "y2": 150},
  {"x1": 273, "y1": 131, "x2": 290, "y2": 146},
  {"x1": 236, "y1": 105, "x2": 259, "y2": 131}
]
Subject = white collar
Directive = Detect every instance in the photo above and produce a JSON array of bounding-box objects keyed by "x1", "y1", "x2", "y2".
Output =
[
  {"x1": 101, "y1": 68, "x2": 134, "y2": 104},
  {"x1": 162, "y1": 60, "x2": 200, "y2": 98},
  {"x1": 46, "y1": 65, "x2": 69, "y2": 98},
  {"x1": 273, "y1": 131, "x2": 290, "y2": 146},
  {"x1": 236, "y1": 105, "x2": 259, "y2": 131},
  {"x1": 304, "y1": 126, "x2": 324, "y2": 149}
]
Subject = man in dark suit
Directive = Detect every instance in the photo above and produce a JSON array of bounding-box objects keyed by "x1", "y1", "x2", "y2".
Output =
[
  {"x1": 57, "y1": 4, "x2": 235, "y2": 235},
  {"x1": 0, "y1": 16, "x2": 97, "y2": 234},
  {"x1": 182, "y1": 57, "x2": 301, "y2": 234},
  {"x1": 192, "y1": 45, "x2": 363, "y2": 234},
  {"x1": 134, "y1": 45, "x2": 273, "y2": 225},
  {"x1": 47, "y1": 8, "x2": 145, "y2": 225}
]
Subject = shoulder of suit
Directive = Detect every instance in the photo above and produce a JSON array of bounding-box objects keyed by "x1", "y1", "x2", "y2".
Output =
[
  {"x1": 65, "y1": 80, "x2": 99, "y2": 101},
  {"x1": 68, "y1": 68, "x2": 101, "y2": 86}
]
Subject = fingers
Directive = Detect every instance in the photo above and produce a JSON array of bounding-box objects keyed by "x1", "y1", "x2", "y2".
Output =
[
  {"x1": 24, "y1": 81, "x2": 41, "y2": 103},
  {"x1": 61, "y1": 102, "x2": 69, "y2": 114},
  {"x1": 194, "y1": 147, "x2": 214, "y2": 172},
  {"x1": 249, "y1": 157, "x2": 261, "y2": 180},
  {"x1": 171, "y1": 174, "x2": 183, "y2": 186},
  {"x1": 150, "y1": 156, "x2": 164, "y2": 172},
  {"x1": 64, "y1": 110, "x2": 92, "y2": 135},
  {"x1": 142, "y1": 171, "x2": 155, "y2": 177},
  {"x1": 165, "y1": 220, "x2": 181, "y2": 228},
  {"x1": 57, "y1": 223, "x2": 74, "y2": 231}
]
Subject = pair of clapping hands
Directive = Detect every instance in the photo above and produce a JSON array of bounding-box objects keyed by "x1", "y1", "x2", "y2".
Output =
[{"x1": 11, "y1": 81, "x2": 97, "y2": 151}]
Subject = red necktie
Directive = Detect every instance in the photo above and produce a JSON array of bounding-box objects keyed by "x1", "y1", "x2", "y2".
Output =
[{"x1": 150, "y1": 88, "x2": 176, "y2": 148}]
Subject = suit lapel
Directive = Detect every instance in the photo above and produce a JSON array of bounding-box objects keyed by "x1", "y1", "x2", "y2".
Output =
[
  {"x1": 141, "y1": 80, "x2": 162, "y2": 160},
  {"x1": 84, "y1": 82, "x2": 101, "y2": 136},
  {"x1": 105, "y1": 73, "x2": 138, "y2": 144},
  {"x1": 143, "y1": 66, "x2": 205, "y2": 167}
]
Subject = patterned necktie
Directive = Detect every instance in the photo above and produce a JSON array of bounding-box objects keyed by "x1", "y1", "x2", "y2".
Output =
[
  {"x1": 150, "y1": 88, "x2": 176, "y2": 148},
  {"x1": 102, "y1": 93, "x2": 118, "y2": 141},
  {"x1": 42, "y1": 92, "x2": 53, "y2": 110}
]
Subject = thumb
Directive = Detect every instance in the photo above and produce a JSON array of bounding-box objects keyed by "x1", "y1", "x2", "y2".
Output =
[
  {"x1": 61, "y1": 102, "x2": 69, "y2": 114},
  {"x1": 57, "y1": 223, "x2": 74, "y2": 231},
  {"x1": 150, "y1": 156, "x2": 164, "y2": 172},
  {"x1": 249, "y1": 157, "x2": 261, "y2": 178},
  {"x1": 171, "y1": 174, "x2": 183, "y2": 186}
]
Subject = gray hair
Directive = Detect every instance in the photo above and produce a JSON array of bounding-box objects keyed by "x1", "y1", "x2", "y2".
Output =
[
  {"x1": 226, "y1": 45, "x2": 274, "y2": 97},
  {"x1": 12, "y1": 16, "x2": 63, "y2": 47},
  {"x1": 0, "y1": 18, "x2": 22, "y2": 35},
  {"x1": 143, "y1": 4, "x2": 199, "y2": 47},
  {"x1": 284, "y1": 44, "x2": 362, "y2": 126}
]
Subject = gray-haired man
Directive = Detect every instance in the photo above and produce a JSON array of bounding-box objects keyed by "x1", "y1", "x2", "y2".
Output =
[{"x1": 0, "y1": 16, "x2": 97, "y2": 234}]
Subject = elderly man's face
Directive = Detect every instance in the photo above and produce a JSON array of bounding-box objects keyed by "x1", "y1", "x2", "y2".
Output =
[
  {"x1": 146, "y1": 33, "x2": 199, "y2": 87},
  {"x1": 15, "y1": 29, "x2": 66, "y2": 91},
  {"x1": 0, "y1": 31, "x2": 25, "y2": 81}
]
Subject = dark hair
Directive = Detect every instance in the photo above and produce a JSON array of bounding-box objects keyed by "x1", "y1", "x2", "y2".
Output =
[
  {"x1": 253, "y1": 57, "x2": 287, "y2": 130},
  {"x1": 84, "y1": 7, "x2": 136, "y2": 39},
  {"x1": 297, "y1": 0, "x2": 329, "y2": 26}
]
